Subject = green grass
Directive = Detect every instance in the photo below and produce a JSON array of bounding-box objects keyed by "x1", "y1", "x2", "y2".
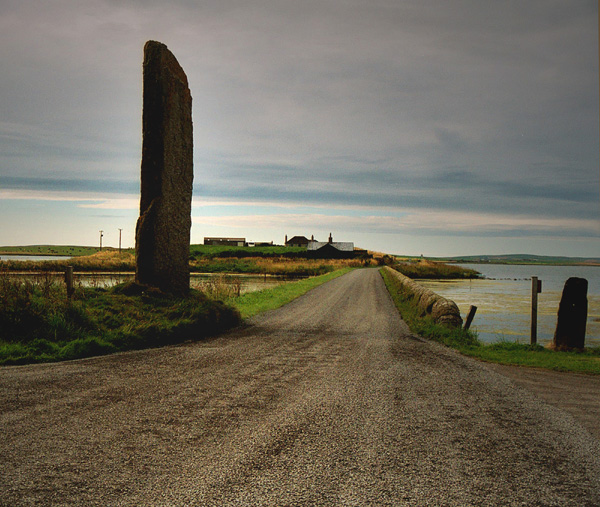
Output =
[
  {"x1": 380, "y1": 268, "x2": 600, "y2": 374},
  {"x1": 0, "y1": 277, "x2": 241, "y2": 365},
  {"x1": 228, "y1": 268, "x2": 353, "y2": 319},
  {"x1": 464, "y1": 342, "x2": 600, "y2": 374}
]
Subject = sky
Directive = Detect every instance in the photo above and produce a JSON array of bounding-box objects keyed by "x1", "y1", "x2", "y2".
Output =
[{"x1": 0, "y1": 0, "x2": 598, "y2": 257}]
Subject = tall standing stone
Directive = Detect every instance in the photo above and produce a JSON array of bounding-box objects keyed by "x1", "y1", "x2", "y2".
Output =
[
  {"x1": 135, "y1": 41, "x2": 193, "y2": 295},
  {"x1": 553, "y1": 277, "x2": 588, "y2": 350}
]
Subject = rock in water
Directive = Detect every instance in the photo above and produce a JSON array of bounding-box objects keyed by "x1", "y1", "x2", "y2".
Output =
[
  {"x1": 135, "y1": 41, "x2": 193, "y2": 295},
  {"x1": 553, "y1": 277, "x2": 588, "y2": 350}
]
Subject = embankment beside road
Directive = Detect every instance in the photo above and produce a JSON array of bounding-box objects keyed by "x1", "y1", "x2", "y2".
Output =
[{"x1": 382, "y1": 266, "x2": 463, "y2": 327}]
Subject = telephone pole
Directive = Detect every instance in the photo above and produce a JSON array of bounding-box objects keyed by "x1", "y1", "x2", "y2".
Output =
[
  {"x1": 99, "y1": 230, "x2": 103, "y2": 251},
  {"x1": 118, "y1": 228, "x2": 122, "y2": 254}
]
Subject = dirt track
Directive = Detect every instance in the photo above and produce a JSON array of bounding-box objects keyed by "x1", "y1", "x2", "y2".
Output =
[{"x1": 2, "y1": 268, "x2": 600, "y2": 506}]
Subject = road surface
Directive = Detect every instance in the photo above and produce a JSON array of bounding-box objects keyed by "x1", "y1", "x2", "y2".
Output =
[{"x1": 1, "y1": 268, "x2": 600, "y2": 505}]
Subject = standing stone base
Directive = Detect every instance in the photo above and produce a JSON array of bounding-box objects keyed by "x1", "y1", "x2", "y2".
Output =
[{"x1": 135, "y1": 41, "x2": 193, "y2": 296}]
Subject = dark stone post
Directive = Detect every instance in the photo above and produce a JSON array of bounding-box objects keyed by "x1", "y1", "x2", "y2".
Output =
[
  {"x1": 135, "y1": 41, "x2": 193, "y2": 295},
  {"x1": 553, "y1": 277, "x2": 588, "y2": 350}
]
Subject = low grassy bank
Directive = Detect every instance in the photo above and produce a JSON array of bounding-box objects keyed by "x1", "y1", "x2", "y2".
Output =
[
  {"x1": 392, "y1": 258, "x2": 480, "y2": 279},
  {"x1": 380, "y1": 268, "x2": 600, "y2": 374},
  {"x1": 191, "y1": 257, "x2": 364, "y2": 277},
  {"x1": 0, "y1": 276, "x2": 241, "y2": 366},
  {"x1": 0, "y1": 250, "x2": 136, "y2": 272},
  {"x1": 228, "y1": 268, "x2": 353, "y2": 319}
]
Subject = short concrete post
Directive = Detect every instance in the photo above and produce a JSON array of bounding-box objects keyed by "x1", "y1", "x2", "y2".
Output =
[
  {"x1": 65, "y1": 266, "x2": 74, "y2": 300},
  {"x1": 464, "y1": 305, "x2": 477, "y2": 330},
  {"x1": 553, "y1": 277, "x2": 588, "y2": 350}
]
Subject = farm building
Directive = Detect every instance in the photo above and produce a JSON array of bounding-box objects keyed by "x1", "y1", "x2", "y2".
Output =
[
  {"x1": 306, "y1": 233, "x2": 358, "y2": 259},
  {"x1": 204, "y1": 237, "x2": 246, "y2": 247},
  {"x1": 285, "y1": 235, "x2": 314, "y2": 247}
]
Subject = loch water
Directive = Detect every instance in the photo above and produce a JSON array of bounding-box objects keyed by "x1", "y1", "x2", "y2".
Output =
[{"x1": 419, "y1": 264, "x2": 600, "y2": 346}]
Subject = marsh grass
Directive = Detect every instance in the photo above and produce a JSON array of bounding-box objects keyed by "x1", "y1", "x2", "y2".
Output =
[
  {"x1": 1, "y1": 247, "x2": 371, "y2": 277},
  {"x1": 0, "y1": 275, "x2": 240, "y2": 365},
  {"x1": 380, "y1": 268, "x2": 600, "y2": 374},
  {"x1": 196, "y1": 274, "x2": 242, "y2": 299}
]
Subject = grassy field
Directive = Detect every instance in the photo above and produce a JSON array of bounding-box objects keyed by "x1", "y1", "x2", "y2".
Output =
[
  {"x1": 0, "y1": 245, "x2": 104, "y2": 256},
  {"x1": 189, "y1": 244, "x2": 306, "y2": 258},
  {"x1": 380, "y1": 267, "x2": 600, "y2": 374}
]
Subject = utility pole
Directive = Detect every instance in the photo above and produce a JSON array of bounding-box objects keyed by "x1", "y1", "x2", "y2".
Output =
[
  {"x1": 99, "y1": 230, "x2": 103, "y2": 251},
  {"x1": 118, "y1": 228, "x2": 122, "y2": 254}
]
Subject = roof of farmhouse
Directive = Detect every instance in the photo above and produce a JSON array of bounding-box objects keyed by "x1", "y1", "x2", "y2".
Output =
[{"x1": 307, "y1": 241, "x2": 354, "y2": 252}]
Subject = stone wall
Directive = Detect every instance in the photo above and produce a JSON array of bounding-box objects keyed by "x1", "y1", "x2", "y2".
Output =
[{"x1": 383, "y1": 266, "x2": 463, "y2": 328}]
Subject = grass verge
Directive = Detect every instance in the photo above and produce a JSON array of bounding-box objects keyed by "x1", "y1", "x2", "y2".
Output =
[
  {"x1": 228, "y1": 268, "x2": 353, "y2": 319},
  {"x1": 0, "y1": 277, "x2": 241, "y2": 366},
  {"x1": 380, "y1": 268, "x2": 600, "y2": 374}
]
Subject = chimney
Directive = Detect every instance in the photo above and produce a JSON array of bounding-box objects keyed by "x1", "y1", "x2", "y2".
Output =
[
  {"x1": 328, "y1": 232, "x2": 333, "y2": 243},
  {"x1": 285, "y1": 234, "x2": 288, "y2": 245}
]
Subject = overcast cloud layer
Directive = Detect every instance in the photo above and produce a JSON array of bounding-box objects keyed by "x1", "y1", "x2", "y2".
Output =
[{"x1": 0, "y1": 0, "x2": 598, "y2": 255}]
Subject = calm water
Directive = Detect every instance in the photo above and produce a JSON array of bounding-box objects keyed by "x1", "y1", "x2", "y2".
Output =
[
  {"x1": 420, "y1": 264, "x2": 600, "y2": 346},
  {"x1": 5, "y1": 272, "x2": 289, "y2": 295},
  {"x1": 0, "y1": 255, "x2": 72, "y2": 262}
]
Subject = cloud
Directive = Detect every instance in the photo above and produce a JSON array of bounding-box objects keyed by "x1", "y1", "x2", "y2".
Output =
[
  {"x1": 193, "y1": 208, "x2": 599, "y2": 239},
  {"x1": 0, "y1": 0, "x2": 597, "y2": 252}
]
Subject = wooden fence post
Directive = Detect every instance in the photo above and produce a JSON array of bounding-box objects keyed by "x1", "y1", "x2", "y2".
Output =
[
  {"x1": 464, "y1": 305, "x2": 477, "y2": 330},
  {"x1": 531, "y1": 277, "x2": 542, "y2": 345},
  {"x1": 65, "y1": 266, "x2": 74, "y2": 300}
]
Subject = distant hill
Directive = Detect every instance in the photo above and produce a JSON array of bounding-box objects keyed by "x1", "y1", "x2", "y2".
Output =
[{"x1": 432, "y1": 254, "x2": 600, "y2": 266}]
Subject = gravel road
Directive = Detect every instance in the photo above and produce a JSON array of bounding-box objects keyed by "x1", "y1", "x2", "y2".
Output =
[{"x1": 2, "y1": 268, "x2": 600, "y2": 506}]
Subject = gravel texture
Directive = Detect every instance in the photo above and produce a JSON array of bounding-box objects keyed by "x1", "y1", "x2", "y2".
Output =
[{"x1": 2, "y1": 268, "x2": 600, "y2": 506}]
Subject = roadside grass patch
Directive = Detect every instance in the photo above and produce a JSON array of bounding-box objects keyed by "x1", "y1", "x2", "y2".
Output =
[
  {"x1": 0, "y1": 276, "x2": 240, "y2": 365},
  {"x1": 465, "y1": 341, "x2": 600, "y2": 374},
  {"x1": 229, "y1": 268, "x2": 353, "y2": 319},
  {"x1": 380, "y1": 268, "x2": 600, "y2": 374}
]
